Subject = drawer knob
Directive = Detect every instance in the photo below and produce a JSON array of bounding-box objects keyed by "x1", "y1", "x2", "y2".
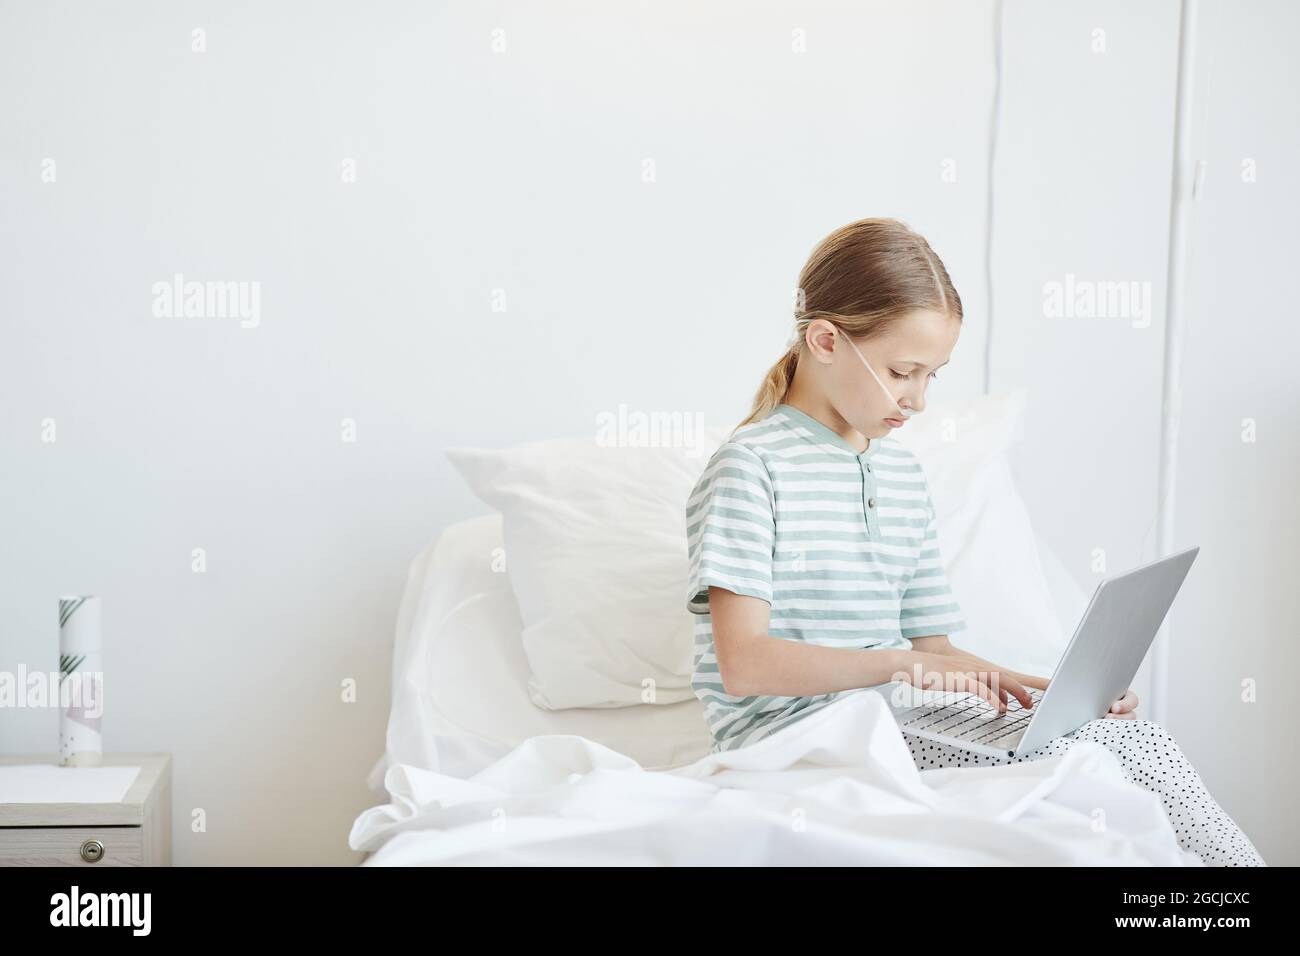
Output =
[{"x1": 80, "y1": 838, "x2": 105, "y2": 863}]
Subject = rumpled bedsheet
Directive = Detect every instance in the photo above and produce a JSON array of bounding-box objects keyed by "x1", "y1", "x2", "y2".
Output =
[{"x1": 349, "y1": 689, "x2": 1203, "y2": 865}]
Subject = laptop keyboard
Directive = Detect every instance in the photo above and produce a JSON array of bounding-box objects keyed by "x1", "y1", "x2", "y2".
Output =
[{"x1": 898, "y1": 686, "x2": 1045, "y2": 747}]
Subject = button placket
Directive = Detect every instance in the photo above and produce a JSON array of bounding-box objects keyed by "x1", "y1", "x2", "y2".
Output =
[{"x1": 860, "y1": 458, "x2": 877, "y2": 538}]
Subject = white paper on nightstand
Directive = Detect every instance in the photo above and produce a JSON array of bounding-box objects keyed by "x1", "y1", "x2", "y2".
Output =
[{"x1": 0, "y1": 765, "x2": 141, "y2": 803}]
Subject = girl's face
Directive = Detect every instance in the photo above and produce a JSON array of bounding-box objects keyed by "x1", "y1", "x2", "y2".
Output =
[{"x1": 814, "y1": 308, "x2": 960, "y2": 440}]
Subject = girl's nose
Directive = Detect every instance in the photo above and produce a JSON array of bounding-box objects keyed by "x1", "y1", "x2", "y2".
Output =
[{"x1": 905, "y1": 380, "x2": 935, "y2": 414}]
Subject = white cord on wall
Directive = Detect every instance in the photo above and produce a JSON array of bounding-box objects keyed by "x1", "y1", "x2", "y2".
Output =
[
  {"x1": 982, "y1": 0, "x2": 1005, "y2": 396},
  {"x1": 1152, "y1": 0, "x2": 1202, "y2": 727}
]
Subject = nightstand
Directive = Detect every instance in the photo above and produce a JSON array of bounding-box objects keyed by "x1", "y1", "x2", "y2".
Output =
[{"x1": 0, "y1": 753, "x2": 171, "y2": 866}]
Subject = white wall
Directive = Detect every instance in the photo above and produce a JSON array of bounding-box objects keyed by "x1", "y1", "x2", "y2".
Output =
[
  {"x1": 1, "y1": 0, "x2": 1293, "y2": 865},
  {"x1": 1166, "y1": 0, "x2": 1300, "y2": 867}
]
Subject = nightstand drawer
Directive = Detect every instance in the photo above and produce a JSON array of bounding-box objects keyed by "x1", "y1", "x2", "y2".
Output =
[
  {"x1": 0, "y1": 826, "x2": 144, "y2": 866},
  {"x1": 0, "y1": 754, "x2": 172, "y2": 866}
]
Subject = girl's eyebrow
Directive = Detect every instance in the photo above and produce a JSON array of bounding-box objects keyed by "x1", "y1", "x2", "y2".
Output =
[{"x1": 899, "y1": 359, "x2": 951, "y2": 371}]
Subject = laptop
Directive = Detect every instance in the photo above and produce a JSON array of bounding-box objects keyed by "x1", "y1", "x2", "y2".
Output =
[{"x1": 883, "y1": 545, "x2": 1199, "y2": 759}]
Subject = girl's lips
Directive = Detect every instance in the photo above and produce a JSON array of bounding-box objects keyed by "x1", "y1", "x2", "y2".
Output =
[{"x1": 884, "y1": 418, "x2": 905, "y2": 427}]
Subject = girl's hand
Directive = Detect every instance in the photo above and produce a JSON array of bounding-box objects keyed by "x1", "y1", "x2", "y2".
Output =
[
  {"x1": 1103, "y1": 688, "x2": 1139, "y2": 720},
  {"x1": 899, "y1": 651, "x2": 1034, "y2": 715}
]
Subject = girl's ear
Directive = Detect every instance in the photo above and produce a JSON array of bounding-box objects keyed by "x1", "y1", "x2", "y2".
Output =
[{"x1": 804, "y1": 320, "x2": 839, "y2": 363}]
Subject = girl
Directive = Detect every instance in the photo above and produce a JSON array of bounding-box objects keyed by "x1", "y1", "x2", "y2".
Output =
[{"x1": 684, "y1": 217, "x2": 1266, "y2": 866}]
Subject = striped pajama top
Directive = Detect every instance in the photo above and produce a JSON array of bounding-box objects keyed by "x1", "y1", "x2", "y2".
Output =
[{"x1": 684, "y1": 402, "x2": 967, "y2": 753}]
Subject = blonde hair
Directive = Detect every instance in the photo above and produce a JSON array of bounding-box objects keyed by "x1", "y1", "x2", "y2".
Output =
[{"x1": 736, "y1": 217, "x2": 963, "y2": 431}]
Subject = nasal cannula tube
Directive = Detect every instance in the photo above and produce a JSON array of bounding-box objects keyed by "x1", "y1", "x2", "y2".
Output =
[{"x1": 840, "y1": 330, "x2": 917, "y2": 418}]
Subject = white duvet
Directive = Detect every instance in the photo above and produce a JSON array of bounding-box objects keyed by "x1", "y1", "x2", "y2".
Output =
[{"x1": 349, "y1": 689, "x2": 1204, "y2": 866}]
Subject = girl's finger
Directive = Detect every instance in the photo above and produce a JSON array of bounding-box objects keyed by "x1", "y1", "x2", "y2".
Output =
[{"x1": 962, "y1": 673, "x2": 1004, "y2": 714}]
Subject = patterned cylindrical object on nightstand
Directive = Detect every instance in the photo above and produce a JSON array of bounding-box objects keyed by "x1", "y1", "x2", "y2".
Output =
[{"x1": 58, "y1": 595, "x2": 104, "y2": 767}]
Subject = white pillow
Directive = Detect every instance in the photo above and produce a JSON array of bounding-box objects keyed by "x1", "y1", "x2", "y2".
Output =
[
  {"x1": 894, "y1": 387, "x2": 1068, "y2": 678},
  {"x1": 372, "y1": 512, "x2": 716, "y2": 778},
  {"x1": 447, "y1": 429, "x2": 732, "y2": 710}
]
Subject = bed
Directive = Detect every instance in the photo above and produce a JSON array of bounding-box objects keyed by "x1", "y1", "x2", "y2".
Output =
[{"x1": 348, "y1": 393, "x2": 1204, "y2": 866}]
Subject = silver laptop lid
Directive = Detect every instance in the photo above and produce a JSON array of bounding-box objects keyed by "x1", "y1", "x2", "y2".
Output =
[{"x1": 1016, "y1": 545, "x2": 1199, "y2": 755}]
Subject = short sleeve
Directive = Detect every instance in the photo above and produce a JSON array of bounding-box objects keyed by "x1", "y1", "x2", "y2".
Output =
[
  {"x1": 685, "y1": 442, "x2": 775, "y2": 614},
  {"x1": 898, "y1": 482, "x2": 968, "y2": 639}
]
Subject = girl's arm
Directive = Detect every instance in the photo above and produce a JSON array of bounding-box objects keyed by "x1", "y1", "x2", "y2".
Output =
[
  {"x1": 909, "y1": 634, "x2": 1051, "y2": 691},
  {"x1": 710, "y1": 590, "x2": 1032, "y2": 712},
  {"x1": 709, "y1": 587, "x2": 914, "y2": 697}
]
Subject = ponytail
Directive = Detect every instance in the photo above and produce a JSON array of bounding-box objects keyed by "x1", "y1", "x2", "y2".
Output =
[{"x1": 734, "y1": 345, "x2": 799, "y2": 432}]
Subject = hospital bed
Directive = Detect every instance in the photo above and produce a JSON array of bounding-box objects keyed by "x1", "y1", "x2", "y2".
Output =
[{"x1": 347, "y1": 392, "x2": 1202, "y2": 866}]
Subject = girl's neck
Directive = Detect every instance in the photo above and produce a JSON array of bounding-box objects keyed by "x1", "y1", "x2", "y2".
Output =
[{"x1": 780, "y1": 385, "x2": 869, "y2": 454}]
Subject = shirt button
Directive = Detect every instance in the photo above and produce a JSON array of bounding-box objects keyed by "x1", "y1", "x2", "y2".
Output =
[{"x1": 867, "y1": 497, "x2": 876, "y2": 508}]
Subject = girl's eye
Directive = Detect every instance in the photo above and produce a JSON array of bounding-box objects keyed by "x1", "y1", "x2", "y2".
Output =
[{"x1": 890, "y1": 369, "x2": 940, "y2": 381}]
